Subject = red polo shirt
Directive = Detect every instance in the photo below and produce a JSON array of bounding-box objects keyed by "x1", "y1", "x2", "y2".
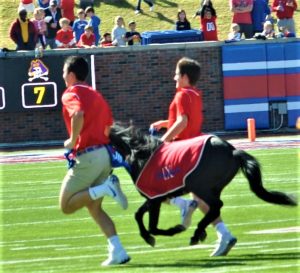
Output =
[
  {"x1": 77, "y1": 33, "x2": 95, "y2": 47},
  {"x1": 168, "y1": 86, "x2": 203, "y2": 140},
  {"x1": 272, "y1": 0, "x2": 297, "y2": 19},
  {"x1": 62, "y1": 84, "x2": 113, "y2": 151},
  {"x1": 61, "y1": 0, "x2": 75, "y2": 22}
]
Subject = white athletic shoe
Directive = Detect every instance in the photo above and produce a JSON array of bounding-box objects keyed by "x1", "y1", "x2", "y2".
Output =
[
  {"x1": 181, "y1": 200, "x2": 198, "y2": 228},
  {"x1": 106, "y1": 175, "x2": 128, "y2": 210},
  {"x1": 150, "y1": 5, "x2": 154, "y2": 12},
  {"x1": 210, "y1": 233, "x2": 237, "y2": 256},
  {"x1": 135, "y1": 9, "x2": 141, "y2": 14},
  {"x1": 101, "y1": 248, "x2": 131, "y2": 266}
]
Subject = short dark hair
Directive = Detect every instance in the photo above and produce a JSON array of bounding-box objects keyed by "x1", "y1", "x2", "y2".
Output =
[
  {"x1": 177, "y1": 57, "x2": 201, "y2": 86},
  {"x1": 85, "y1": 6, "x2": 94, "y2": 14},
  {"x1": 64, "y1": 56, "x2": 89, "y2": 81}
]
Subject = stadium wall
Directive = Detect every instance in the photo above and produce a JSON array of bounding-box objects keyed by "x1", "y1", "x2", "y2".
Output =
[{"x1": 0, "y1": 39, "x2": 298, "y2": 145}]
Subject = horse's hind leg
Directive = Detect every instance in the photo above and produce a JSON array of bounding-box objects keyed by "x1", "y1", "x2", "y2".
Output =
[{"x1": 190, "y1": 199, "x2": 223, "y2": 245}]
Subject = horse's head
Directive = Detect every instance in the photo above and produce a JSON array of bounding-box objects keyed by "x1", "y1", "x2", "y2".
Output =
[{"x1": 110, "y1": 123, "x2": 162, "y2": 182}]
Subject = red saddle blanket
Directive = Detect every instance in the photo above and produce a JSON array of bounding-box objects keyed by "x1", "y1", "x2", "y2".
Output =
[{"x1": 136, "y1": 135, "x2": 212, "y2": 199}]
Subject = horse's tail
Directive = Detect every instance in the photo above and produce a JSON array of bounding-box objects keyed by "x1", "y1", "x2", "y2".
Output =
[{"x1": 233, "y1": 150, "x2": 297, "y2": 206}]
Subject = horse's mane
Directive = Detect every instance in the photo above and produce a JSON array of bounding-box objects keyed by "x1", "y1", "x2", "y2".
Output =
[{"x1": 110, "y1": 123, "x2": 162, "y2": 180}]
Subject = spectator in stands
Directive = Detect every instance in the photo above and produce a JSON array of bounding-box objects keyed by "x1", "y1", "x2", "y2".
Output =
[
  {"x1": 73, "y1": 9, "x2": 88, "y2": 43},
  {"x1": 226, "y1": 23, "x2": 242, "y2": 41},
  {"x1": 100, "y1": 32, "x2": 113, "y2": 47},
  {"x1": 112, "y1": 16, "x2": 127, "y2": 46},
  {"x1": 85, "y1": 6, "x2": 101, "y2": 46},
  {"x1": 200, "y1": 8, "x2": 218, "y2": 40},
  {"x1": 77, "y1": 25, "x2": 96, "y2": 48},
  {"x1": 251, "y1": 0, "x2": 271, "y2": 34},
  {"x1": 55, "y1": 17, "x2": 76, "y2": 48},
  {"x1": 31, "y1": 8, "x2": 47, "y2": 49},
  {"x1": 9, "y1": 8, "x2": 37, "y2": 50},
  {"x1": 176, "y1": 9, "x2": 191, "y2": 31},
  {"x1": 229, "y1": 0, "x2": 254, "y2": 38},
  {"x1": 45, "y1": 0, "x2": 62, "y2": 49},
  {"x1": 125, "y1": 21, "x2": 142, "y2": 45},
  {"x1": 135, "y1": 0, "x2": 154, "y2": 14},
  {"x1": 61, "y1": 0, "x2": 75, "y2": 26},
  {"x1": 19, "y1": 0, "x2": 35, "y2": 13},
  {"x1": 194, "y1": 0, "x2": 217, "y2": 18},
  {"x1": 271, "y1": 0, "x2": 297, "y2": 35},
  {"x1": 261, "y1": 20, "x2": 276, "y2": 38},
  {"x1": 277, "y1": 25, "x2": 296, "y2": 38}
]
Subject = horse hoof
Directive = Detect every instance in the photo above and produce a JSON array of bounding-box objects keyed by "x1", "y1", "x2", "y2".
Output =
[
  {"x1": 146, "y1": 236, "x2": 155, "y2": 247},
  {"x1": 199, "y1": 230, "x2": 207, "y2": 242},
  {"x1": 175, "y1": 224, "x2": 186, "y2": 232},
  {"x1": 190, "y1": 237, "x2": 199, "y2": 246}
]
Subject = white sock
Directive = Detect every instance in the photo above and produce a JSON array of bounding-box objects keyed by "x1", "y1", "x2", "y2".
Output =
[
  {"x1": 88, "y1": 178, "x2": 111, "y2": 200},
  {"x1": 108, "y1": 235, "x2": 123, "y2": 251},
  {"x1": 170, "y1": 197, "x2": 188, "y2": 209},
  {"x1": 215, "y1": 222, "x2": 230, "y2": 237}
]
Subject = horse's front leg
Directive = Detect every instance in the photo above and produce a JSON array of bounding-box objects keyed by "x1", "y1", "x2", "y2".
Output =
[
  {"x1": 135, "y1": 200, "x2": 156, "y2": 247},
  {"x1": 148, "y1": 199, "x2": 186, "y2": 236},
  {"x1": 190, "y1": 205, "x2": 221, "y2": 245}
]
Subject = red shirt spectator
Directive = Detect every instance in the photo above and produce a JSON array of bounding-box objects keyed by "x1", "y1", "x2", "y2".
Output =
[
  {"x1": 61, "y1": 0, "x2": 75, "y2": 22},
  {"x1": 230, "y1": 0, "x2": 253, "y2": 24},
  {"x1": 55, "y1": 23, "x2": 75, "y2": 47},
  {"x1": 77, "y1": 32, "x2": 95, "y2": 47},
  {"x1": 272, "y1": 0, "x2": 297, "y2": 19},
  {"x1": 201, "y1": 16, "x2": 218, "y2": 40}
]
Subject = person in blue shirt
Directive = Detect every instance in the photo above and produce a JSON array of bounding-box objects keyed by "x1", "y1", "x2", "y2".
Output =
[
  {"x1": 251, "y1": 0, "x2": 271, "y2": 33},
  {"x1": 85, "y1": 6, "x2": 101, "y2": 46},
  {"x1": 72, "y1": 9, "x2": 88, "y2": 43}
]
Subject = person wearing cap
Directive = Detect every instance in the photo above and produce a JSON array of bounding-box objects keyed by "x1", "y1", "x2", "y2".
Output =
[
  {"x1": 124, "y1": 21, "x2": 141, "y2": 45},
  {"x1": 77, "y1": 25, "x2": 96, "y2": 48},
  {"x1": 9, "y1": 8, "x2": 37, "y2": 50},
  {"x1": 37, "y1": 0, "x2": 50, "y2": 9},
  {"x1": 44, "y1": 0, "x2": 62, "y2": 49}
]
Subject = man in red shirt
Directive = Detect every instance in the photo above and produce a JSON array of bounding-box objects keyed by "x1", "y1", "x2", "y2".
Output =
[
  {"x1": 60, "y1": 0, "x2": 75, "y2": 25},
  {"x1": 272, "y1": 0, "x2": 297, "y2": 35},
  {"x1": 151, "y1": 57, "x2": 236, "y2": 256},
  {"x1": 230, "y1": 0, "x2": 254, "y2": 38},
  {"x1": 60, "y1": 56, "x2": 130, "y2": 266}
]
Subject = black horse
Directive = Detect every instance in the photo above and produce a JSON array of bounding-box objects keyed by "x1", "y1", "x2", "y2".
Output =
[{"x1": 109, "y1": 124, "x2": 297, "y2": 247}]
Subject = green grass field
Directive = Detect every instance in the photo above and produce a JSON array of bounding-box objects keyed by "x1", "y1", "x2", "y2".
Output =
[
  {"x1": 0, "y1": 0, "x2": 299, "y2": 49},
  {"x1": 0, "y1": 147, "x2": 299, "y2": 273}
]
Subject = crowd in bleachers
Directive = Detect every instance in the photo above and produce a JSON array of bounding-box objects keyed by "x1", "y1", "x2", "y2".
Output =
[{"x1": 8, "y1": 0, "x2": 298, "y2": 52}]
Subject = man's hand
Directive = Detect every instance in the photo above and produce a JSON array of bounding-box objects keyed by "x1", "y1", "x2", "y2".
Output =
[{"x1": 150, "y1": 120, "x2": 168, "y2": 131}]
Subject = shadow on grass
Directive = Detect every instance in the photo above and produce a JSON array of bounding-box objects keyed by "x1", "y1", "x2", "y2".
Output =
[
  {"x1": 97, "y1": 0, "x2": 134, "y2": 9},
  {"x1": 157, "y1": 0, "x2": 178, "y2": 8},
  {"x1": 128, "y1": 252, "x2": 300, "y2": 269},
  {"x1": 155, "y1": 11, "x2": 174, "y2": 24}
]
